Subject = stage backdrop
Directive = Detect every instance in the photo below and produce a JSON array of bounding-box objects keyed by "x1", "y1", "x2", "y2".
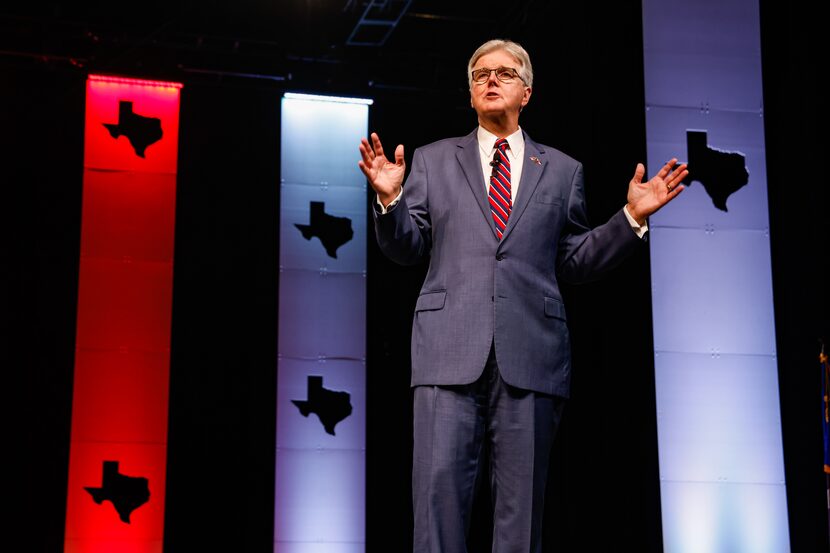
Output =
[
  {"x1": 642, "y1": 0, "x2": 790, "y2": 551},
  {"x1": 275, "y1": 93, "x2": 371, "y2": 553}
]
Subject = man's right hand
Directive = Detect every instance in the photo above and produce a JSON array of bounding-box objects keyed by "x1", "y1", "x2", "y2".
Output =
[{"x1": 358, "y1": 132, "x2": 405, "y2": 208}]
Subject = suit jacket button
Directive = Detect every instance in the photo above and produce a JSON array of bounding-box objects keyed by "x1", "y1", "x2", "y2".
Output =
[{"x1": 496, "y1": 254, "x2": 505, "y2": 261}]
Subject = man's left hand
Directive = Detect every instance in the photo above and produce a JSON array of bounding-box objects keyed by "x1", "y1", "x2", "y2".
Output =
[{"x1": 625, "y1": 158, "x2": 689, "y2": 225}]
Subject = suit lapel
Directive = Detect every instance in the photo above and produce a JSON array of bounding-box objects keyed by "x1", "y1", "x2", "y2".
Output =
[
  {"x1": 456, "y1": 130, "x2": 497, "y2": 238},
  {"x1": 499, "y1": 133, "x2": 546, "y2": 244}
]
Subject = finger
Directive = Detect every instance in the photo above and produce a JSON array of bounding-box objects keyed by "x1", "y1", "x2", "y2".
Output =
[
  {"x1": 666, "y1": 183, "x2": 686, "y2": 200},
  {"x1": 371, "y1": 132, "x2": 385, "y2": 159},
  {"x1": 632, "y1": 162, "x2": 645, "y2": 185},
  {"x1": 666, "y1": 162, "x2": 687, "y2": 179},
  {"x1": 394, "y1": 144, "x2": 405, "y2": 167},
  {"x1": 357, "y1": 160, "x2": 374, "y2": 177},
  {"x1": 658, "y1": 158, "x2": 678, "y2": 178},
  {"x1": 666, "y1": 166, "x2": 689, "y2": 188},
  {"x1": 359, "y1": 140, "x2": 374, "y2": 165}
]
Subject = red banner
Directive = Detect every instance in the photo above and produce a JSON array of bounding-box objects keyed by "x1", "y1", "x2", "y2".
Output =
[{"x1": 65, "y1": 75, "x2": 181, "y2": 553}]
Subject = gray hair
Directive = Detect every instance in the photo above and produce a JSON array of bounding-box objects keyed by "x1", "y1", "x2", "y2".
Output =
[{"x1": 467, "y1": 39, "x2": 533, "y2": 89}]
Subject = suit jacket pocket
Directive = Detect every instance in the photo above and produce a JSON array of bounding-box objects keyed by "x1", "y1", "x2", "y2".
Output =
[
  {"x1": 534, "y1": 190, "x2": 564, "y2": 205},
  {"x1": 544, "y1": 296, "x2": 566, "y2": 320},
  {"x1": 415, "y1": 291, "x2": 447, "y2": 312}
]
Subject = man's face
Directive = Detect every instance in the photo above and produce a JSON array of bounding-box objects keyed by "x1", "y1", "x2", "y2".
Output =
[{"x1": 470, "y1": 49, "x2": 532, "y2": 120}]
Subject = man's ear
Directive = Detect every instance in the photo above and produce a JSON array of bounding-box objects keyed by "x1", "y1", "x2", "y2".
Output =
[{"x1": 522, "y1": 86, "x2": 533, "y2": 107}]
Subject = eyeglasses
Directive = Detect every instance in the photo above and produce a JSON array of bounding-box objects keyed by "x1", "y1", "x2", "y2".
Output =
[{"x1": 471, "y1": 66, "x2": 525, "y2": 85}]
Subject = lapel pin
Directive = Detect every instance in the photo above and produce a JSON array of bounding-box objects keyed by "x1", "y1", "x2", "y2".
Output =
[{"x1": 529, "y1": 156, "x2": 541, "y2": 165}]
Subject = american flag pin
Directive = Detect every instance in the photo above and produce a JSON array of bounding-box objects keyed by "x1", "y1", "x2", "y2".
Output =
[{"x1": 529, "y1": 156, "x2": 541, "y2": 165}]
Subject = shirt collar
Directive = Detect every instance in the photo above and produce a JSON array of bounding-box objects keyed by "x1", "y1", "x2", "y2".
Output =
[{"x1": 477, "y1": 126, "x2": 525, "y2": 157}]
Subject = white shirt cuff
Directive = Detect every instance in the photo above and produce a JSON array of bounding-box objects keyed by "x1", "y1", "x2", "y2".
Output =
[
  {"x1": 376, "y1": 188, "x2": 403, "y2": 214},
  {"x1": 623, "y1": 205, "x2": 648, "y2": 239}
]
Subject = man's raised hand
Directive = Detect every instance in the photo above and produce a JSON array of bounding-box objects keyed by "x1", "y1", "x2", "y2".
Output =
[
  {"x1": 359, "y1": 132, "x2": 405, "y2": 208},
  {"x1": 625, "y1": 158, "x2": 689, "y2": 225}
]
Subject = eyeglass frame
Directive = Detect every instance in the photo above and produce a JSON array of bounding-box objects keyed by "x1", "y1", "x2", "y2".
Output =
[{"x1": 470, "y1": 66, "x2": 527, "y2": 85}]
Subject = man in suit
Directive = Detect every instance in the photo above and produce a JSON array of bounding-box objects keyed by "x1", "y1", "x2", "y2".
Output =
[{"x1": 358, "y1": 39, "x2": 687, "y2": 553}]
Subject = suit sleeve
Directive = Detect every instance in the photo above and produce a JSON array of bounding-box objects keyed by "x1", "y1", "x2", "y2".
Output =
[
  {"x1": 556, "y1": 162, "x2": 643, "y2": 283},
  {"x1": 372, "y1": 148, "x2": 433, "y2": 266}
]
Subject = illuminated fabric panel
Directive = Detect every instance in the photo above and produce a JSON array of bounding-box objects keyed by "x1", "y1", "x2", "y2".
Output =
[
  {"x1": 642, "y1": 1, "x2": 790, "y2": 551},
  {"x1": 275, "y1": 94, "x2": 370, "y2": 553},
  {"x1": 65, "y1": 75, "x2": 181, "y2": 553}
]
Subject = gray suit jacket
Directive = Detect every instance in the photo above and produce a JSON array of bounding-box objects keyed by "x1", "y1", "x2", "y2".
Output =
[{"x1": 373, "y1": 129, "x2": 642, "y2": 397}]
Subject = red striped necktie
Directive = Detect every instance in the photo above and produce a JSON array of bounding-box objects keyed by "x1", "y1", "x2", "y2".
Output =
[{"x1": 489, "y1": 138, "x2": 512, "y2": 240}]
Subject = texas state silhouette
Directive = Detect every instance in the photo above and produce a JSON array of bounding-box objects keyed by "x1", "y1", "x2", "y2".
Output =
[
  {"x1": 84, "y1": 460, "x2": 150, "y2": 523},
  {"x1": 295, "y1": 201, "x2": 354, "y2": 259},
  {"x1": 681, "y1": 130, "x2": 749, "y2": 212},
  {"x1": 292, "y1": 375, "x2": 353, "y2": 435},
  {"x1": 103, "y1": 100, "x2": 163, "y2": 158}
]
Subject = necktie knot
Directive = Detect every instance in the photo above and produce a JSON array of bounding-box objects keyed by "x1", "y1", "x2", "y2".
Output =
[{"x1": 495, "y1": 138, "x2": 509, "y2": 153}]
